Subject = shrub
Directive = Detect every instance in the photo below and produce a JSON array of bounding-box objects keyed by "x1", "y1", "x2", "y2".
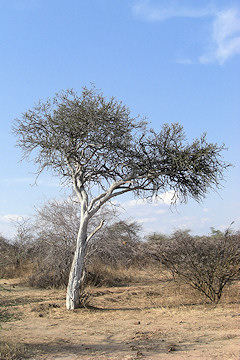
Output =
[
  {"x1": 88, "y1": 220, "x2": 143, "y2": 269},
  {"x1": 154, "y1": 230, "x2": 240, "y2": 303},
  {"x1": 13, "y1": 197, "x2": 143, "y2": 288},
  {"x1": 0, "y1": 236, "x2": 20, "y2": 278}
]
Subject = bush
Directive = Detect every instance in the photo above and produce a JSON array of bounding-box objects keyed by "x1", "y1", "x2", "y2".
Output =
[
  {"x1": 88, "y1": 220, "x2": 143, "y2": 269},
  {"x1": 12, "y1": 197, "x2": 143, "y2": 288},
  {"x1": 0, "y1": 236, "x2": 21, "y2": 278},
  {"x1": 154, "y1": 230, "x2": 240, "y2": 303}
]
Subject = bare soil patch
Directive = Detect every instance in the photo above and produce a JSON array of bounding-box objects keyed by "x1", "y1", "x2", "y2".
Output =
[{"x1": 0, "y1": 273, "x2": 239, "y2": 360}]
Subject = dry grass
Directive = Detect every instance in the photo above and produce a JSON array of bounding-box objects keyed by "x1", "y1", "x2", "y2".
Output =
[
  {"x1": 0, "y1": 267, "x2": 239, "y2": 360},
  {"x1": 86, "y1": 261, "x2": 141, "y2": 287},
  {"x1": 0, "y1": 341, "x2": 28, "y2": 360}
]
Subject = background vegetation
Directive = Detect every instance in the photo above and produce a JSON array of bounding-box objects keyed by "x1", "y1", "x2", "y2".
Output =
[{"x1": 0, "y1": 197, "x2": 239, "y2": 305}]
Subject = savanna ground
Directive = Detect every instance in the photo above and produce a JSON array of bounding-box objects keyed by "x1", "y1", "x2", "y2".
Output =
[{"x1": 0, "y1": 269, "x2": 239, "y2": 360}]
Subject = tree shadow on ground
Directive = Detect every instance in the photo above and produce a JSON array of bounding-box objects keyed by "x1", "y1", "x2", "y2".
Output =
[{"x1": 27, "y1": 337, "x2": 186, "y2": 359}]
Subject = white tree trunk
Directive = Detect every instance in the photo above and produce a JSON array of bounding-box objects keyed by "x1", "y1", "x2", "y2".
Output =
[
  {"x1": 65, "y1": 178, "x2": 119, "y2": 310},
  {"x1": 66, "y1": 221, "x2": 87, "y2": 310}
]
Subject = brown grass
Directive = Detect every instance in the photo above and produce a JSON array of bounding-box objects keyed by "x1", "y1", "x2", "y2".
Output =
[
  {"x1": 0, "y1": 341, "x2": 28, "y2": 360},
  {"x1": 0, "y1": 267, "x2": 239, "y2": 360}
]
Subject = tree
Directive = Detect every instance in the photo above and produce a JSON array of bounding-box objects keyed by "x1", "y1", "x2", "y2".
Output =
[{"x1": 13, "y1": 85, "x2": 230, "y2": 309}]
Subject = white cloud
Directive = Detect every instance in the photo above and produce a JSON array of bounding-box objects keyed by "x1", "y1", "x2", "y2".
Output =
[
  {"x1": 119, "y1": 190, "x2": 176, "y2": 209},
  {"x1": 132, "y1": 0, "x2": 214, "y2": 22},
  {"x1": 0, "y1": 214, "x2": 25, "y2": 223},
  {"x1": 121, "y1": 198, "x2": 149, "y2": 207},
  {"x1": 132, "y1": 1, "x2": 240, "y2": 64},
  {"x1": 115, "y1": 191, "x2": 177, "y2": 233},
  {"x1": 200, "y1": 217, "x2": 211, "y2": 224},
  {"x1": 168, "y1": 215, "x2": 211, "y2": 232},
  {"x1": 156, "y1": 209, "x2": 167, "y2": 214},
  {"x1": 1, "y1": 177, "x2": 60, "y2": 187},
  {"x1": 138, "y1": 217, "x2": 157, "y2": 224},
  {"x1": 114, "y1": 194, "x2": 233, "y2": 236},
  {"x1": 159, "y1": 190, "x2": 177, "y2": 205},
  {"x1": 174, "y1": 58, "x2": 194, "y2": 65},
  {"x1": 1, "y1": 177, "x2": 33, "y2": 185},
  {"x1": 199, "y1": 8, "x2": 240, "y2": 64}
]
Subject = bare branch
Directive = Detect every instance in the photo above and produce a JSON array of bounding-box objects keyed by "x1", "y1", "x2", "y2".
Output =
[{"x1": 86, "y1": 219, "x2": 105, "y2": 244}]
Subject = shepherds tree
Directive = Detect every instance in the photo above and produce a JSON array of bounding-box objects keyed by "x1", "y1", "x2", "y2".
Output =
[{"x1": 13, "y1": 86, "x2": 229, "y2": 309}]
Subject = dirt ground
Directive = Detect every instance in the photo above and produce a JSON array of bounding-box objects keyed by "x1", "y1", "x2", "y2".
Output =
[{"x1": 0, "y1": 273, "x2": 240, "y2": 360}]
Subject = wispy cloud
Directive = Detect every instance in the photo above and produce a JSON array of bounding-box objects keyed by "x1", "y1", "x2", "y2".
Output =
[
  {"x1": 174, "y1": 58, "x2": 194, "y2": 65},
  {"x1": 199, "y1": 8, "x2": 240, "y2": 64},
  {"x1": 132, "y1": 0, "x2": 214, "y2": 22},
  {"x1": 115, "y1": 191, "x2": 177, "y2": 232},
  {"x1": 1, "y1": 177, "x2": 59, "y2": 187},
  {"x1": 120, "y1": 190, "x2": 176, "y2": 209},
  {"x1": 0, "y1": 214, "x2": 26, "y2": 223},
  {"x1": 132, "y1": 1, "x2": 240, "y2": 64},
  {"x1": 138, "y1": 217, "x2": 157, "y2": 224},
  {"x1": 115, "y1": 194, "x2": 229, "y2": 235},
  {"x1": 1, "y1": 177, "x2": 34, "y2": 185}
]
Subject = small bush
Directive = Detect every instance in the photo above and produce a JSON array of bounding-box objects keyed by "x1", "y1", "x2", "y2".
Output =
[{"x1": 154, "y1": 230, "x2": 240, "y2": 303}]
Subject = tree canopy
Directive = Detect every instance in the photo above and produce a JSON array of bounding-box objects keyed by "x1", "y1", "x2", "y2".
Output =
[{"x1": 13, "y1": 85, "x2": 229, "y2": 208}]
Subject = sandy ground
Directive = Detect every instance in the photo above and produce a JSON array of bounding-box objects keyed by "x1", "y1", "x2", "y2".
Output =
[{"x1": 0, "y1": 276, "x2": 240, "y2": 360}]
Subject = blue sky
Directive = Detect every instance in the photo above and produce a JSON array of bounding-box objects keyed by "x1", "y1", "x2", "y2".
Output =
[{"x1": 0, "y1": 0, "x2": 239, "y2": 238}]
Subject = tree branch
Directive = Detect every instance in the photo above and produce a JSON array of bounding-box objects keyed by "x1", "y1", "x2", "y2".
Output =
[{"x1": 86, "y1": 219, "x2": 105, "y2": 244}]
